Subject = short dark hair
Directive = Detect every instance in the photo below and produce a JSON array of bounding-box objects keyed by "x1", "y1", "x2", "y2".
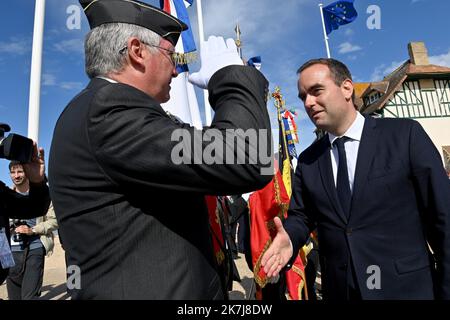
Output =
[
  {"x1": 9, "y1": 161, "x2": 22, "y2": 172},
  {"x1": 297, "y1": 58, "x2": 355, "y2": 104}
]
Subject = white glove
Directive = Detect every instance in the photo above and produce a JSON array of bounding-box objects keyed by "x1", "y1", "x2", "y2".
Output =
[{"x1": 189, "y1": 36, "x2": 244, "y2": 89}]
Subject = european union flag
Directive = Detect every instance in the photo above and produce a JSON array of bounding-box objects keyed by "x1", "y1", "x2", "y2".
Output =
[{"x1": 323, "y1": 0, "x2": 358, "y2": 35}]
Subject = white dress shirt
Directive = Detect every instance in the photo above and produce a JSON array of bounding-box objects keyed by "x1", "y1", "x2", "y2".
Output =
[
  {"x1": 328, "y1": 112, "x2": 365, "y2": 193},
  {"x1": 97, "y1": 76, "x2": 118, "y2": 83}
]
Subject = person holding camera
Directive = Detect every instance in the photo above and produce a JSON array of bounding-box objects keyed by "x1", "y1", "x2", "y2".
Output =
[
  {"x1": 6, "y1": 162, "x2": 57, "y2": 300},
  {"x1": 0, "y1": 123, "x2": 50, "y2": 289}
]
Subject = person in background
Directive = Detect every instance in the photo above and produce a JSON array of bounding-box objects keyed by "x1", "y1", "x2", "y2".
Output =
[
  {"x1": 6, "y1": 162, "x2": 58, "y2": 300},
  {"x1": 0, "y1": 123, "x2": 50, "y2": 287}
]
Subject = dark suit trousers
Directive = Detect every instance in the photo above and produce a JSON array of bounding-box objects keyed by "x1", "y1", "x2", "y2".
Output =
[{"x1": 6, "y1": 247, "x2": 45, "y2": 300}]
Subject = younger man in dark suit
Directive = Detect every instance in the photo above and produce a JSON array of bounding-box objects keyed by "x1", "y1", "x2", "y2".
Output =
[{"x1": 262, "y1": 58, "x2": 450, "y2": 300}]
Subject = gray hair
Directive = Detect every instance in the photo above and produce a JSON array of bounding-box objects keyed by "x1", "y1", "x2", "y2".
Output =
[{"x1": 85, "y1": 23, "x2": 161, "y2": 79}]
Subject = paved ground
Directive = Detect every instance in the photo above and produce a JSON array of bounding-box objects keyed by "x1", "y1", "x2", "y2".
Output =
[{"x1": 0, "y1": 237, "x2": 255, "y2": 300}]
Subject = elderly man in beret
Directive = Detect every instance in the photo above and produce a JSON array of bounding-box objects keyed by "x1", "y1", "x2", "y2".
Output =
[{"x1": 49, "y1": 0, "x2": 272, "y2": 299}]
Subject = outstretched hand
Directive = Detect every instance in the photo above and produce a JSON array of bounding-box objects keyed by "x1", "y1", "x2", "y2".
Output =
[
  {"x1": 22, "y1": 142, "x2": 46, "y2": 184},
  {"x1": 261, "y1": 216, "x2": 293, "y2": 278},
  {"x1": 189, "y1": 36, "x2": 243, "y2": 89}
]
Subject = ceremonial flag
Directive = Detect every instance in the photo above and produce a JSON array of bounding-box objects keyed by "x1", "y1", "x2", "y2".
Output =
[
  {"x1": 282, "y1": 110, "x2": 299, "y2": 159},
  {"x1": 248, "y1": 171, "x2": 289, "y2": 289},
  {"x1": 160, "y1": 0, "x2": 202, "y2": 128},
  {"x1": 205, "y1": 195, "x2": 225, "y2": 267},
  {"x1": 285, "y1": 255, "x2": 307, "y2": 300},
  {"x1": 272, "y1": 87, "x2": 293, "y2": 198},
  {"x1": 271, "y1": 87, "x2": 307, "y2": 300},
  {"x1": 322, "y1": 0, "x2": 358, "y2": 35}
]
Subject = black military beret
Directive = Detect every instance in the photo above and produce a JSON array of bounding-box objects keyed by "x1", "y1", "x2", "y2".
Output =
[
  {"x1": 79, "y1": 0, "x2": 188, "y2": 46},
  {"x1": 0, "y1": 123, "x2": 11, "y2": 136}
]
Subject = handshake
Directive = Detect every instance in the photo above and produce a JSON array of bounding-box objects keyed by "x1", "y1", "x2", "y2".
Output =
[{"x1": 188, "y1": 36, "x2": 244, "y2": 89}]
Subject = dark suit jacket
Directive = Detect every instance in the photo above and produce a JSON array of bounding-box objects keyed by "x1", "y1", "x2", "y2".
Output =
[
  {"x1": 284, "y1": 116, "x2": 450, "y2": 300},
  {"x1": 48, "y1": 65, "x2": 273, "y2": 299},
  {"x1": 0, "y1": 181, "x2": 50, "y2": 283}
]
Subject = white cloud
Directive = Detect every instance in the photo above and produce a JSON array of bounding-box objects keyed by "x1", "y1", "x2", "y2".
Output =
[
  {"x1": 344, "y1": 29, "x2": 354, "y2": 36},
  {"x1": 370, "y1": 60, "x2": 404, "y2": 81},
  {"x1": 429, "y1": 49, "x2": 450, "y2": 67},
  {"x1": 0, "y1": 38, "x2": 30, "y2": 55},
  {"x1": 42, "y1": 72, "x2": 83, "y2": 91},
  {"x1": 368, "y1": 48, "x2": 450, "y2": 82},
  {"x1": 53, "y1": 38, "x2": 84, "y2": 54},
  {"x1": 60, "y1": 82, "x2": 84, "y2": 90},
  {"x1": 43, "y1": 73, "x2": 57, "y2": 86},
  {"x1": 338, "y1": 42, "x2": 362, "y2": 54}
]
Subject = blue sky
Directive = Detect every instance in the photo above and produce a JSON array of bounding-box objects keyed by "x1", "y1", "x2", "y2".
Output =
[{"x1": 0, "y1": 0, "x2": 449, "y2": 184}]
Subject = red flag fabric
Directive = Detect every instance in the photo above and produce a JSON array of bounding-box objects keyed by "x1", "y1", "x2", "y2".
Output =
[
  {"x1": 249, "y1": 171, "x2": 289, "y2": 288},
  {"x1": 205, "y1": 195, "x2": 225, "y2": 266},
  {"x1": 285, "y1": 253, "x2": 307, "y2": 300}
]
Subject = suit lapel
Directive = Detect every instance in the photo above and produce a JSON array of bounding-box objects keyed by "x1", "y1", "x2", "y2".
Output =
[
  {"x1": 317, "y1": 136, "x2": 348, "y2": 225},
  {"x1": 349, "y1": 116, "x2": 379, "y2": 221}
]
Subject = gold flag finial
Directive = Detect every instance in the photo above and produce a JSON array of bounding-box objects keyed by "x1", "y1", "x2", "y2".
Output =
[
  {"x1": 234, "y1": 23, "x2": 242, "y2": 57},
  {"x1": 272, "y1": 86, "x2": 285, "y2": 110}
]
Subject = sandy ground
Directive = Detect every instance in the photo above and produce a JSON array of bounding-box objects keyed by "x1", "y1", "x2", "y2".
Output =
[{"x1": 0, "y1": 237, "x2": 256, "y2": 300}]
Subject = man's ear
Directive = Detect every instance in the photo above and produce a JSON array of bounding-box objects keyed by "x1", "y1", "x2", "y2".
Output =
[
  {"x1": 341, "y1": 78, "x2": 354, "y2": 102},
  {"x1": 127, "y1": 37, "x2": 147, "y2": 68}
]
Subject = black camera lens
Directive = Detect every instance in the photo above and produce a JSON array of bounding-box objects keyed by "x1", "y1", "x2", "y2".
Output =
[{"x1": 13, "y1": 232, "x2": 22, "y2": 242}]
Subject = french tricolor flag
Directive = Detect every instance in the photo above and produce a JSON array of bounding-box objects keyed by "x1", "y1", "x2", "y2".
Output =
[{"x1": 159, "y1": 0, "x2": 202, "y2": 129}]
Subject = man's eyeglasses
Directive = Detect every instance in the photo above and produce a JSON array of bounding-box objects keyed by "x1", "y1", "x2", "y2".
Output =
[{"x1": 119, "y1": 41, "x2": 181, "y2": 67}]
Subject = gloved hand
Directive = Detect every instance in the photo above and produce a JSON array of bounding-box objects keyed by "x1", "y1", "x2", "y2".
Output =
[{"x1": 189, "y1": 36, "x2": 244, "y2": 89}]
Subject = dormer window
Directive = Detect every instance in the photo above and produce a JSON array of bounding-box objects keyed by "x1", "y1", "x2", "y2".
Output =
[{"x1": 367, "y1": 91, "x2": 382, "y2": 105}]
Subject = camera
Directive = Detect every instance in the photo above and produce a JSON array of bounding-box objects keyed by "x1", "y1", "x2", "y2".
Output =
[
  {"x1": 10, "y1": 219, "x2": 29, "y2": 243},
  {"x1": 0, "y1": 123, "x2": 34, "y2": 163}
]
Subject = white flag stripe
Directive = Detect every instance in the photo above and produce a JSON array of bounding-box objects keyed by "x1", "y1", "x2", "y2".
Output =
[{"x1": 160, "y1": 0, "x2": 203, "y2": 129}]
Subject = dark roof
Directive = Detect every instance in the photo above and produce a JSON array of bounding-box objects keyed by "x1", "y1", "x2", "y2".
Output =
[
  {"x1": 353, "y1": 82, "x2": 370, "y2": 110},
  {"x1": 361, "y1": 81, "x2": 389, "y2": 97}
]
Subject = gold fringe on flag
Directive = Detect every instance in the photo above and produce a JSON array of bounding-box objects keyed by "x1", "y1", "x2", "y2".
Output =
[{"x1": 173, "y1": 51, "x2": 197, "y2": 66}]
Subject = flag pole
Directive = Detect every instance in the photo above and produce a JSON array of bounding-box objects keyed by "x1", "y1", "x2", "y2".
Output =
[
  {"x1": 195, "y1": 0, "x2": 212, "y2": 125},
  {"x1": 234, "y1": 23, "x2": 242, "y2": 59},
  {"x1": 28, "y1": 0, "x2": 46, "y2": 142},
  {"x1": 319, "y1": 3, "x2": 331, "y2": 58}
]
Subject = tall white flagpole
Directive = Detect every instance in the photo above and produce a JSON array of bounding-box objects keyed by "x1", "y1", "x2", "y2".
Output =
[
  {"x1": 28, "y1": 0, "x2": 46, "y2": 142},
  {"x1": 195, "y1": 0, "x2": 212, "y2": 125},
  {"x1": 319, "y1": 3, "x2": 331, "y2": 58}
]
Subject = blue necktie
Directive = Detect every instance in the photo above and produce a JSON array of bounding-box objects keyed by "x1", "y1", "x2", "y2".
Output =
[{"x1": 335, "y1": 137, "x2": 351, "y2": 219}]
